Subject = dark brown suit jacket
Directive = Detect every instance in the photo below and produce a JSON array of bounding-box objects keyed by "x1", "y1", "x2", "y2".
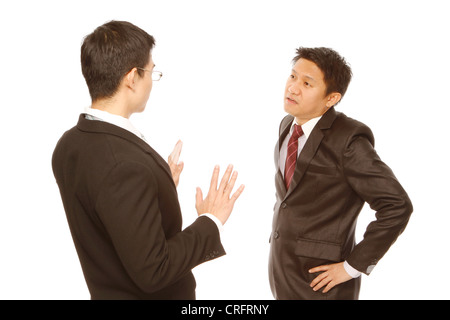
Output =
[
  {"x1": 268, "y1": 107, "x2": 413, "y2": 300},
  {"x1": 52, "y1": 115, "x2": 225, "y2": 299}
]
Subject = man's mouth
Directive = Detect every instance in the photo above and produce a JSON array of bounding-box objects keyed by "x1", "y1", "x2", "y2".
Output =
[{"x1": 286, "y1": 96, "x2": 297, "y2": 104}]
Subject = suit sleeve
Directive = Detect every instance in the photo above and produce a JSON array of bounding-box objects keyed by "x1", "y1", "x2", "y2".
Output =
[
  {"x1": 94, "y1": 161, "x2": 225, "y2": 294},
  {"x1": 343, "y1": 125, "x2": 413, "y2": 275}
]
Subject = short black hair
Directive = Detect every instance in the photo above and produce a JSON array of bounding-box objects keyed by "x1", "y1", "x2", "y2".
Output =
[
  {"x1": 293, "y1": 47, "x2": 352, "y2": 100},
  {"x1": 81, "y1": 20, "x2": 155, "y2": 102}
]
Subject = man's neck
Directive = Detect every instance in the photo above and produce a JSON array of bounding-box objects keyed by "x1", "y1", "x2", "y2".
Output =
[{"x1": 91, "y1": 96, "x2": 131, "y2": 119}]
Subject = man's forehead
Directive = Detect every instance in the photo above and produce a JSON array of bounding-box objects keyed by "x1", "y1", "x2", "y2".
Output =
[
  {"x1": 292, "y1": 68, "x2": 316, "y2": 82},
  {"x1": 292, "y1": 59, "x2": 324, "y2": 82}
]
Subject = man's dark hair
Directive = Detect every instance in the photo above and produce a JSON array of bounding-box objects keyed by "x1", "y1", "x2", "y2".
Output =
[
  {"x1": 81, "y1": 20, "x2": 155, "y2": 102},
  {"x1": 293, "y1": 47, "x2": 352, "y2": 100}
]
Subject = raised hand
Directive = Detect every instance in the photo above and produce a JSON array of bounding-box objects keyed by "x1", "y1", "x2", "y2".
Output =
[
  {"x1": 195, "y1": 165, "x2": 245, "y2": 225},
  {"x1": 168, "y1": 140, "x2": 184, "y2": 187}
]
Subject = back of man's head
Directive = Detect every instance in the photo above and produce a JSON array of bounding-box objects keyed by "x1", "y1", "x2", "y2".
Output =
[{"x1": 81, "y1": 20, "x2": 155, "y2": 102}]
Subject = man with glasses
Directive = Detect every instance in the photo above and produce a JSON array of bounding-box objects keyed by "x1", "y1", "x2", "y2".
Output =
[{"x1": 52, "y1": 20, "x2": 244, "y2": 299}]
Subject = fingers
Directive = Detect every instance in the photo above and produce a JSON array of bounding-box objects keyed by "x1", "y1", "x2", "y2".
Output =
[
  {"x1": 176, "y1": 161, "x2": 184, "y2": 174},
  {"x1": 310, "y1": 270, "x2": 332, "y2": 292},
  {"x1": 314, "y1": 279, "x2": 335, "y2": 293},
  {"x1": 195, "y1": 187, "x2": 205, "y2": 216},
  {"x1": 209, "y1": 165, "x2": 220, "y2": 193},
  {"x1": 196, "y1": 164, "x2": 244, "y2": 222},
  {"x1": 168, "y1": 140, "x2": 182, "y2": 165},
  {"x1": 224, "y1": 171, "x2": 237, "y2": 197},
  {"x1": 220, "y1": 165, "x2": 234, "y2": 194},
  {"x1": 195, "y1": 187, "x2": 203, "y2": 205},
  {"x1": 308, "y1": 262, "x2": 351, "y2": 293},
  {"x1": 309, "y1": 265, "x2": 328, "y2": 274},
  {"x1": 168, "y1": 141, "x2": 183, "y2": 187},
  {"x1": 230, "y1": 184, "x2": 245, "y2": 202},
  {"x1": 212, "y1": 165, "x2": 243, "y2": 200},
  {"x1": 322, "y1": 281, "x2": 336, "y2": 293},
  {"x1": 216, "y1": 164, "x2": 233, "y2": 193},
  {"x1": 314, "y1": 276, "x2": 336, "y2": 294}
]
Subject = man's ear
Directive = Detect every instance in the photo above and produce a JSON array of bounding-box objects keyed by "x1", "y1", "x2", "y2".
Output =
[
  {"x1": 326, "y1": 92, "x2": 342, "y2": 108},
  {"x1": 124, "y1": 67, "x2": 138, "y2": 90}
]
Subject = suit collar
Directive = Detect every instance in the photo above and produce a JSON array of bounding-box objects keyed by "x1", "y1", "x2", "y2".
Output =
[
  {"x1": 76, "y1": 114, "x2": 175, "y2": 185},
  {"x1": 317, "y1": 106, "x2": 337, "y2": 130},
  {"x1": 77, "y1": 113, "x2": 150, "y2": 150},
  {"x1": 83, "y1": 107, "x2": 146, "y2": 140}
]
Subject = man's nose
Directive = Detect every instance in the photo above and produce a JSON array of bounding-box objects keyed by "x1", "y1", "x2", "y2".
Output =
[{"x1": 288, "y1": 84, "x2": 300, "y2": 95}]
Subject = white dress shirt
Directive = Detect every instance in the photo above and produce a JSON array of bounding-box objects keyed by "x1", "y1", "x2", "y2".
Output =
[
  {"x1": 279, "y1": 115, "x2": 361, "y2": 278},
  {"x1": 83, "y1": 107, "x2": 224, "y2": 234}
]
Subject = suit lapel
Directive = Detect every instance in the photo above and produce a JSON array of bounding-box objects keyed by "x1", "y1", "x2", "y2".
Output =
[
  {"x1": 284, "y1": 107, "x2": 338, "y2": 199},
  {"x1": 275, "y1": 115, "x2": 294, "y2": 197},
  {"x1": 76, "y1": 114, "x2": 175, "y2": 186},
  {"x1": 285, "y1": 126, "x2": 324, "y2": 198}
]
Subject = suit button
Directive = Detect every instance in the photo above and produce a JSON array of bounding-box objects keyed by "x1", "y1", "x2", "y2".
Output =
[
  {"x1": 281, "y1": 203, "x2": 287, "y2": 209},
  {"x1": 273, "y1": 232, "x2": 279, "y2": 239}
]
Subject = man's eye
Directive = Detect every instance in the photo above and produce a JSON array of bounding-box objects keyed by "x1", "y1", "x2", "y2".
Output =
[{"x1": 304, "y1": 82, "x2": 310, "y2": 87}]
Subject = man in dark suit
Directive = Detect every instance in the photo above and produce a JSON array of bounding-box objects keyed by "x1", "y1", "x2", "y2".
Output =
[
  {"x1": 268, "y1": 47, "x2": 413, "y2": 299},
  {"x1": 52, "y1": 21, "x2": 244, "y2": 299}
]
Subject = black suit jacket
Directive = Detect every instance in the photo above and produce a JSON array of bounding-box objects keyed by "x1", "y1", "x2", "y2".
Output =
[
  {"x1": 52, "y1": 115, "x2": 225, "y2": 299},
  {"x1": 268, "y1": 107, "x2": 413, "y2": 299}
]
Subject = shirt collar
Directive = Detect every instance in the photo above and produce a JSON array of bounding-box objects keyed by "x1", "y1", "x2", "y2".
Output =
[
  {"x1": 83, "y1": 107, "x2": 146, "y2": 141},
  {"x1": 290, "y1": 115, "x2": 322, "y2": 139}
]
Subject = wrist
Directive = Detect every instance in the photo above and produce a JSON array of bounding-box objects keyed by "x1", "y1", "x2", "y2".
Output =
[{"x1": 343, "y1": 261, "x2": 362, "y2": 278}]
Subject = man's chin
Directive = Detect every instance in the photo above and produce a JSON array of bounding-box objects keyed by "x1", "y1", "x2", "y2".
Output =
[{"x1": 283, "y1": 104, "x2": 296, "y2": 117}]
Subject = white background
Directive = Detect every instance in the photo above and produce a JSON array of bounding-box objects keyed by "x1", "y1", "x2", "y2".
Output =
[{"x1": 1, "y1": 0, "x2": 449, "y2": 300}]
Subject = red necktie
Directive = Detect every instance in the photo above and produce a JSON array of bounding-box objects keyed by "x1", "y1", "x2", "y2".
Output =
[{"x1": 284, "y1": 124, "x2": 304, "y2": 189}]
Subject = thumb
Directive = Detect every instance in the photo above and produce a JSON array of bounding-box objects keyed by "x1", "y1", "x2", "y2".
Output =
[{"x1": 195, "y1": 187, "x2": 203, "y2": 205}]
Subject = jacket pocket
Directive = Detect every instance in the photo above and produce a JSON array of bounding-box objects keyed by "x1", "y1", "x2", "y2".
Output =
[{"x1": 295, "y1": 238, "x2": 342, "y2": 262}]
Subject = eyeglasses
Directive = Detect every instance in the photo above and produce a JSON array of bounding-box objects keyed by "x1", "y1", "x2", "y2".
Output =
[{"x1": 136, "y1": 68, "x2": 163, "y2": 81}]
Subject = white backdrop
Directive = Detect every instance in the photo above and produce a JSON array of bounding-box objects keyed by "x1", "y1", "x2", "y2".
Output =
[{"x1": 1, "y1": 0, "x2": 449, "y2": 300}]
